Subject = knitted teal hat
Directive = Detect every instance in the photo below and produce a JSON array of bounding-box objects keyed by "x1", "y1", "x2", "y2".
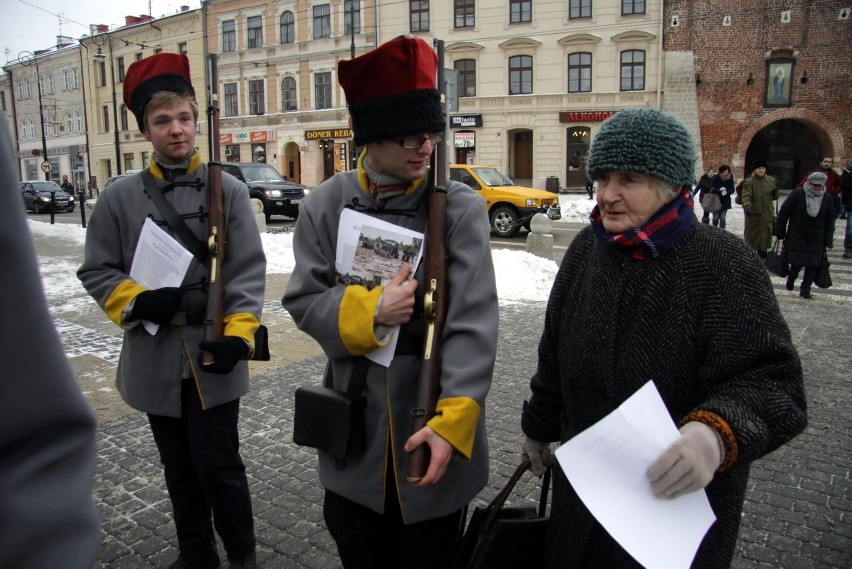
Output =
[{"x1": 586, "y1": 108, "x2": 696, "y2": 188}]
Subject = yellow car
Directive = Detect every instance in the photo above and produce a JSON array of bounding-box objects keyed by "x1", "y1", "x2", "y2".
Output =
[{"x1": 449, "y1": 164, "x2": 561, "y2": 237}]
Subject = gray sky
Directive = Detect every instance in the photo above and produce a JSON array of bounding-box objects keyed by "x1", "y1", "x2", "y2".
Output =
[{"x1": 2, "y1": 0, "x2": 199, "y2": 65}]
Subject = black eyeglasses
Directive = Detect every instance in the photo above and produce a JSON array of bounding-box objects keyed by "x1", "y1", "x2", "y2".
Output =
[{"x1": 395, "y1": 132, "x2": 443, "y2": 149}]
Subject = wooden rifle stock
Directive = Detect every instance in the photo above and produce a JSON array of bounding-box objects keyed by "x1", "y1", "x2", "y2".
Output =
[
  {"x1": 201, "y1": 55, "x2": 226, "y2": 366},
  {"x1": 406, "y1": 39, "x2": 449, "y2": 483}
]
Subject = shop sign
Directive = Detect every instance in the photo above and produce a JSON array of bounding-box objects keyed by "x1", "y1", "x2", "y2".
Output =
[
  {"x1": 450, "y1": 114, "x2": 482, "y2": 128},
  {"x1": 250, "y1": 131, "x2": 268, "y2": 143},
  {"x1": 454, "y1": 131, "x2": 476, "y2": 148},
  {"x1": 305, "y1": 128, "x2": 353, "y2": 139},
  {"x1": 219, "y1": 133, "x2": 233, "y2": 144},
  {"x1": 559, "y1": 111, "x2": 617, "y2": 123}
]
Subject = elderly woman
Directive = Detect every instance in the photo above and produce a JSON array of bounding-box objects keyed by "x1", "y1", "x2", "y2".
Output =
[
  {"x1": 520, "y1": 108, "x2": 806, "y2": 568},
  {"x1": 742, "y1": 159, "x2": 778, "y2": 258},
  {"x1": 776, "y1": 171, "x2": 835, "y2": 299}
]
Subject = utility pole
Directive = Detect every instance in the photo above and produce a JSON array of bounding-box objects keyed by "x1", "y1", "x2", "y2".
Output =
[{"x1": 19, "y1": 51, "x2": 51, "y2": 181}]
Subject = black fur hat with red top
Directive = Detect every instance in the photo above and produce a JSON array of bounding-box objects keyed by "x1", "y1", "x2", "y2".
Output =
[
  {"x1": 123, "y1": 53, "x2": 195, "y2": 131},
  {"x1": 338, "y1": 35, "x2": 444, "y2": 146}
]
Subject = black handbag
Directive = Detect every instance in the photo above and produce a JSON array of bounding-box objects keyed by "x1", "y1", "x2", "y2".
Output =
[
  {"x1": 764, "y1": 239, "x2": 789, "y2": 278},
  {"x1": 293, "y1": 358, "x2": 368, "y2": 466},
  {"x1": 814, "y1": 251, "x2": 832, "y2": 288},
  {"x1": 454, "y1": 458, "x2": 551, "y2": 569},
  {"x1": 700, "y1": 192, "x2": 721, "y2": 213}
]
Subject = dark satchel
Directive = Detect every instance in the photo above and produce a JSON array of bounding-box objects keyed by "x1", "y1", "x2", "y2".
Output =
[
  {"x1": 293, "y1": 358, "x2": 368, "y2": 466},
  {"x1": 454, "y1": 458, "x2": 551, "y2": 569},
  {"x1": 700, "y1": 192, "x2": 721, "y2": 213},
  {"x1": 814, "y1": 251, "x2": 832, "y2": 288},
  {"x1": 764, "y1": 239, "x2": 789, "y2": 278}
]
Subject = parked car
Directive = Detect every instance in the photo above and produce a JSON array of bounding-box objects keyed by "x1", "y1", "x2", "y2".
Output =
[
  {"x1": 20, "y1": 180, "x2": 76, "y2": 213},
  {"x1": 221, "y1": 162, "x2": 310, "y2": 222},
  {"x1": 449, "y1": 164, "x2": 561, "y2": 237}
]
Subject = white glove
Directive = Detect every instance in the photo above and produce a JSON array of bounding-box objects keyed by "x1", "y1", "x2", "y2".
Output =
[
  {"x1": 521, "y1": 436, "x2": 554, "y2": 476},
  {"x1": 720, "y1": 189, "x2": 727, "y2": 197},
  {"x1": 647, "y1": 421, "x2": 723, "y2": 499}
]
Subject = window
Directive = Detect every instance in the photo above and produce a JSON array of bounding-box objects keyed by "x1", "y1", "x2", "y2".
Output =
[
  {"x1": 247, "y1": 16, "x2": 263, "y2": 48},
  {"x1": 280, "y1": 11, "x2": 295, "y2": 44},
  {"x1": 65, "y1": 112, "x2": 74, "y2": 133},
  {"x1": 98, "y1": 61, "x2": 107, "y2": 86},
  {"x1": 622, "y1": 0, "x2": 645, "y2": 15},
  {"x1": 620, "y1": 50, "x2": 645, "y2": 91},
  {"x1": 410, "y1": 1, "x2": 430, "y2": 32},
  {"x1": 344, "y1": 1, "x2": 361, "y2": 35},
  {"x1": 124, "y1": 153, "x2": 134, "y2": 172},
  {"x1": 102, "y1": 105, "x2": 110, "y2": 132},
  {"x1": 454, "y1": 0, "x2": 475, "y2": 28},
  {"x1": 75, "y1": 110, "x2": 83, "y2": 132},
  {"x1": 223, "y1": 19, "x2": 236, "y2": 51},
  {"x1": 141, "y1": 151, "x2": 149, "y2": 169},
  {"x1": 510, "y1": 0, "x2": 531, "y2": 23},
  {"x1": 509, "y1": 55, "x2": 533, "y2": 95},
  {"x1": 16, "y1": 81, "x2": 23, "y2": 100},
  {"x1": 224, "y1": 83, "x2": 238, "y2": 117},
  {"x1": 315, "y1": 72, "x2": 332, "y2": 109},
  {"x1": 62, "y1": 69, "x2": 71, "y2": 91},
  {"x1": 26, "y1": 117, "x2": 35, "y2": 140},
  {"x1": 282, "y1": 77, "x2": 297, "y2": 112},
  {"x1": 120, "y1": 104, "x2": 129, "y2": 131},
  {"x1": 249, "y1": 79, "x2": 265, "y2": 115},
  {"x1": 570, "y1": 0, "x2": 592, "y2": 19},
  {"x1": 455, "y1": 59, "x2": 476, "y2": 97},
  {"x1": 0, "y1": 91, "x2": 5, "y2": 112},
  {"x1": 178, "y1": 42, "x2": 188, "y2": 55},
  {"x1": 71, "y1": 67, "x2": 80, "y2": 89},
  {"x1": 568, "y1": 52, "x2": 592, "y2": 92},
  {"x1": 313, "y1": 5, "x2": 330, "y2": 39},
  {"x1": 117, "y1": 57, "x2": 125, "y2": 82},
  {"x1": 47, "y1": 112, "x2": 57, "y2": 137},
  {"x1": 47, "y1": 74, "x2": 54, "y2": 94},
  {"x1": 135, "y1": 52, "x2": 143, "y2": 61},
  {"x1": 25, "y1": 80, "x2": 31, "y2": 99}
]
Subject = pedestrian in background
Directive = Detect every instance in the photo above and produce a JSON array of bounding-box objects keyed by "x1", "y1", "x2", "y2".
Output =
[
  {"x1": 709, "y1": 164, "x2": 735, "y2": 229},
  {"x1": 60, "y1": 174, "x2": 74, "y2": 193},
  {"x1": 841, "y1": 164, "x2": 852, "y2": 258},
  {"x1": 742, "y1": 159, "x2": 778, "y2": 258},
  {"x1": 695, "y1": 167, "x2": 714, "y2": 223},
  {"x1": 520, "y1": 108, "x2": 807, "y2": 568},
  {"x1": 283, "y1": 35, "x2": 498, "y2": 568},
  {"x1": 78, "y1": 53, "x2": 265, "y2": 569},
  {"x1": 798, "y1": 156, "x2": 842, "y2": 219},
  {"x1": 776, "y1": 172, "x2": 836, "y2": 299}
]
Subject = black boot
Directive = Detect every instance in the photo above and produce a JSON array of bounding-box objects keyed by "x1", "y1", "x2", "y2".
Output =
[
  {"x1": 799, "y1": 288, "x2": 812, "y2": 299},
  {"x1": 785, "y1": 276, "x2": 795, "y2": 291}
]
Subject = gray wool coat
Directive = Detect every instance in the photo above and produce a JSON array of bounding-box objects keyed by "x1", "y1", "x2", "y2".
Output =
[
  {"x1": 283, "y1": 167, "x2": 498, "y2": 525},
  {"x1": 522, "y1": 223, "x2": 806, "y2": 568},
  {"x1": 78, "y1": 163, "x2": 266, "y2": 417}
]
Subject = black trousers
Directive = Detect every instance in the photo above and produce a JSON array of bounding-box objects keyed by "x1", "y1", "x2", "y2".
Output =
[
  {"x1": 323, "y1": 479, "x2": 465, "y2": 569},
  {"x1": 148, "y1": 378, "x2": 255, "y2": 563}
]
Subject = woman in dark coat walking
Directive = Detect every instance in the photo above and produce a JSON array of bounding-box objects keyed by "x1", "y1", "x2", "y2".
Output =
[{"x1": 776, "y1": 171, "x2": 836, "y2": 298}]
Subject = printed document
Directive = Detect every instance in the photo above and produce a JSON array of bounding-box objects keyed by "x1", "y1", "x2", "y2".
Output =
[
  {"x1": 555, "y1": 381, "x2": 716, "y2": 569},
  {"x1": 336, "y1": 208, "x2": 424, "y2": 366},
  {"x1": 130, "y1": 217, "x2": 194, "y2": 335}
]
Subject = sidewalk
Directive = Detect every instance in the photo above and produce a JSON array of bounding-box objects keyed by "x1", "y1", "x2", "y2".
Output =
[{"x1": 30, "y1": 226, "x2": 851, "y2": 568}]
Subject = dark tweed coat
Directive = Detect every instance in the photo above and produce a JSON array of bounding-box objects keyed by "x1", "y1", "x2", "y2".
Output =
[
  {"x1": 775, "y1": 188, "x2": 835, "y2": 268},
  {"x1": 522, "y1": 223, "x2": 806, "y2": 568}
]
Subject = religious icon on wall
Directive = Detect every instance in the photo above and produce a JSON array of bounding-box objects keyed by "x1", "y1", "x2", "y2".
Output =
[{"x1": 765, "y1": 60, "x2": 794, "y2": 107}]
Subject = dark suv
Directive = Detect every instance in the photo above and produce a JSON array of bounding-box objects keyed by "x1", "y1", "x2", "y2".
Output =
[
  {"x1": 221, "y1": 162, "x2": 309, "y2": 221},
  {"x1": 20, "y1": 180, "x2": 76, "y2": 213}
]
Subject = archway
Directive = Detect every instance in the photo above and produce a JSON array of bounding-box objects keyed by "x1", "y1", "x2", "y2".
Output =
[
  {"x1": 738, "y1": 109, "x2": 843, "y2": 189},
  {"x1": 280, "y1": 141, "x2": 303, "y2": 184}
]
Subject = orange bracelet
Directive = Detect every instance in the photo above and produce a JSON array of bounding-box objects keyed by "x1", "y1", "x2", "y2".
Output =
[{"x1": 680, "y1": 410, "x2": 739, "y2": 472}]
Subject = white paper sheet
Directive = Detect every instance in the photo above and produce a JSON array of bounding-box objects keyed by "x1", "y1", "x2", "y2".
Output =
[
  {"x1": 129, "y1": 217, "x2": 194, "y2": 335},
  {"x1": 335, "y1": 208, "x2": 424, "y2": 367},
  {"x1": 555, "y1": 381, "x2": 717, "y2": 569}
]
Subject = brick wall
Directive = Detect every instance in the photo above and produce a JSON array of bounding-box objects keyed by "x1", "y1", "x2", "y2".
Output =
[{"x1": 664, "y1": 0, "x2": 850, "y2": 181}]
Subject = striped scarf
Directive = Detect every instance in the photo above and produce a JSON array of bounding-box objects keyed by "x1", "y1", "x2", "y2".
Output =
[{"x1": 589, "y1": 188, "x2": 695, "y2": 260}]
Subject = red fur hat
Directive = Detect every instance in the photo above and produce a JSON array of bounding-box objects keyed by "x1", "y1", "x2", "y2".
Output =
[
  {"x1": 123, "y1": 53, "x2": 195, "y2": 131},
  {"x1": 338, "y1": 36, "x2": 444, "y2": 146}
]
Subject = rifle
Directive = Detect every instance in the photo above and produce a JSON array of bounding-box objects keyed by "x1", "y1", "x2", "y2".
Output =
[
  {"x1": 406, "y1": 39, "x2": 449, "y2": 483},
  {"x1": 200, "y1": 54, "x2": 226, "y2": 366}
]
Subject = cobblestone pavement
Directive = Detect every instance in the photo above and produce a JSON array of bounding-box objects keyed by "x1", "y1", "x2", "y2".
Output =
[{"x1": 32, "y1": 224, "x2": 851, "y2": 568}]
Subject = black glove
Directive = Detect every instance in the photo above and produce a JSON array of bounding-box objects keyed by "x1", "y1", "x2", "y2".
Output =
[
  {"x1": 128, "y1": 287, "x2": 183, "y2": 325},
  {"x1": 198, "y1": 336, "x2": 249, "y2": 374}
]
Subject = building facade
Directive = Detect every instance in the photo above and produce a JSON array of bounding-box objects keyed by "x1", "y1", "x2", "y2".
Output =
[
  {"x1": 665, "y1": 0, "x2": 851, "y2": 187},
  {"x1": 3, "y1": 39, "x2": 89, "y2": 190},
  {"x1": 79, "y1": 7, "x2": 208, "y2": 193}
]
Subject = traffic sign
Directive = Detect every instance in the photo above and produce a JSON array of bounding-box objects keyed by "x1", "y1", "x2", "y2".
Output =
[{"x1": 40, "y1": 161, "x2": 53, "y2": 173}]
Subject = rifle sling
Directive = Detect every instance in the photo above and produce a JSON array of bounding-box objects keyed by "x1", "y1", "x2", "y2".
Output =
[{"x1": 140, "y1": 170, "x2": 210, "y2": 267}]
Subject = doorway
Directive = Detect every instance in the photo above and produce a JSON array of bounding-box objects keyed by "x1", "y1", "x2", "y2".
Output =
[
  {"x1": 746, "y1": 119, "x2": 828, "y2": 189},
  {"x1": 510, "y1": 130, "x2": 533, "y2": 183},
  {"x1": 565, "y1": 127, "x2": 591, "y2": 188}
]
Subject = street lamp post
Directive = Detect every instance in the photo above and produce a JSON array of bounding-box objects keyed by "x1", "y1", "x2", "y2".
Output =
[
  {"x1": 91, "y1": 33, "x2": 123, "y2": 176},
  {"x1": 19, "y1": 52, "x2": 51, "y2": 181}
]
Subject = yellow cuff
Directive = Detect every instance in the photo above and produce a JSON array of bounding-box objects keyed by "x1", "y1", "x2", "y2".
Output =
[
  {"x1": 428, "y1": 396, "x2": 482, "y2": 459},
  {"x1": 223, "y1": 312, "x2": 261, "y2": 350},
  {"x1": 105, "y1": 280, "x2": 147, "y2": 326},
  {"x1": 339, "y1": 285, "x2": 384, "y2": 355}
]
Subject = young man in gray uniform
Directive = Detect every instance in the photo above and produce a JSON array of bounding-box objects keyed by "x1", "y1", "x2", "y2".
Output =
[
  {"x1": 78, "y1": 53, "x2": 265, "y2": 569},
  {"x1": 283, "y1": 36, "x2": 498, "y2": 568}
]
